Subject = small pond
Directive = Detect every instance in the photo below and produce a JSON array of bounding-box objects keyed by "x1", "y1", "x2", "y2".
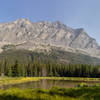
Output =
[{"x1": 0, "y1": 79, "x2": 100, "y2": 89}]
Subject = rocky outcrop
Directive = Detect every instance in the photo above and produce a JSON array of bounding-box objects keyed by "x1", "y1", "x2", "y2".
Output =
[{"x1": 0, "y1": 18, "x2": 100, "y2": 58}]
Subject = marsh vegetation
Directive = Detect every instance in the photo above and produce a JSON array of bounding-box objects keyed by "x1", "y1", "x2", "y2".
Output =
[
  {"x1": 0, "y1": 85, "x2": 100, "y2": 100},
  {"x1": 0, "y1": 77, "x2": 99, "y2": 100}
]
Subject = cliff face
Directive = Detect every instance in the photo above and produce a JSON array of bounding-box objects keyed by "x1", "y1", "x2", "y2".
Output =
[{"x1": 0, "y1": 19, "x2": 100, "y2": 58}]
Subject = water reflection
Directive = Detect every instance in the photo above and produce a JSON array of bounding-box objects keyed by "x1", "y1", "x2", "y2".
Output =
[{"x1": 0, "y1": 79, "x2": 100, "y2": 90}]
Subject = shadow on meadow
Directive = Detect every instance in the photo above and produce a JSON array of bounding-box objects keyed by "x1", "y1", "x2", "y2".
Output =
[{"x1": 0, "y1": 85, "x2": 100, "y2": 100}]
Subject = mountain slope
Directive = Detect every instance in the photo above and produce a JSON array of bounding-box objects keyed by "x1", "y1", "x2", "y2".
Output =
[
  {"x1": 0, "y1": 49, "x2": 100, "y2": 65},
  {"x1": 0, "y1": 19, "x2": 100, "y2": 58}
]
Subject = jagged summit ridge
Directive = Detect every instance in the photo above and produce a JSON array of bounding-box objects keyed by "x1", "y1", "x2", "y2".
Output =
[{"x1": 0, "y1": 18, "x2": 100, "y2": 58}]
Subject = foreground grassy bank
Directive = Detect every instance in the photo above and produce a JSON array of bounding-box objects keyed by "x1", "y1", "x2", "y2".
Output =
[
  {"x1": 0, "y1": 77, "x2": 100, "y2": 87},
  {"x1": 0, "y1": 86, "x2": 100, "y2": 100},
  {"x1": 0, "y1": 77, "x2": 100, "y2": 100}
]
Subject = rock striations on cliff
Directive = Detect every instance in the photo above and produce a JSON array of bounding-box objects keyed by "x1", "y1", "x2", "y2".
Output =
[{"x1": 0, "y1": 18, "x2": 100, "y2": 58}]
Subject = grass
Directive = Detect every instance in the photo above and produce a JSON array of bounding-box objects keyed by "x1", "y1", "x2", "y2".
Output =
[
  {"x1": 0, "y1": 88, "x2": 77, "y2": 100},
  {"x1": 0, "y1": 77, "x2": 41, "y2": 86},
  {"x1": 41, "y1": 77, "x2": 100, "y2": 82},
  {"x1": 0, "y1": 86, "x2": 100, "y2": 100}
]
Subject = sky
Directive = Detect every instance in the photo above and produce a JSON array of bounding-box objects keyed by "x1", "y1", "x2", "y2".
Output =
[{"x1": 0, "y1": 0, "x2": 100, "y2": 44}]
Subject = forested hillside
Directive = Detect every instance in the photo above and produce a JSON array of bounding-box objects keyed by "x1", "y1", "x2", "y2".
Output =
[
  {"x1": 0, "y1": 57, "x2": 100, "y2": 77},
  {"x1": 0, "y1": 50, "x2": 100, "y2": 77},
  {"x1": 0, "y1": 49, "x2": 100, "y2": 65}
]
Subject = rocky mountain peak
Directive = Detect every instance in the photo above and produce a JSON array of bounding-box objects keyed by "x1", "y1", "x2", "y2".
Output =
[
  {"x1": 0, "y1": 19, "x2": 100, "y2": 58},
  {"x1": 14, "y1": 18, "x2": 31, "y2": 27},
  {"x1": 52, "y1": 21, "x2": 71, "y2": 30}
]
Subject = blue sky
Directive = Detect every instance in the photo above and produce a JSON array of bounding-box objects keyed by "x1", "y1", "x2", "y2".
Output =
[{"x1": 0, "y1": 0, "x2": 100, "y2": 44}]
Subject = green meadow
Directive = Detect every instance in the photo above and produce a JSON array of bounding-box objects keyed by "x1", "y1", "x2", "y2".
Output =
[{"x1": 0, "y1": 86, "x2": 100, "y2": 100}]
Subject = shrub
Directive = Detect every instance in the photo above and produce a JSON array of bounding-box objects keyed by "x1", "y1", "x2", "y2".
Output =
[{"x1": 76, "y1": 83, "x2": 88, "y2": 88}]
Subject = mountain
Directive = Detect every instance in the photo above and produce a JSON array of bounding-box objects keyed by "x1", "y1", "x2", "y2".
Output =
[
  {"x1": 0, "y1": 49, "x2": 100, "y2": 65},
  {"x1": 0, "y1": 18, "x2": 100, "y2": 60}
]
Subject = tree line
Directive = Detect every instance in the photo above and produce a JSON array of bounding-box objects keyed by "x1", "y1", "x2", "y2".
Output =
[{"x1": 0, "y1": 59, "x2": 100, "y2": 78}]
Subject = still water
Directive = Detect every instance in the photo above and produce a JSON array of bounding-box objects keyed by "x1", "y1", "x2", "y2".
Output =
[{"x1": 0, "y1": 79, "x2": 99, "y2": 89}]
